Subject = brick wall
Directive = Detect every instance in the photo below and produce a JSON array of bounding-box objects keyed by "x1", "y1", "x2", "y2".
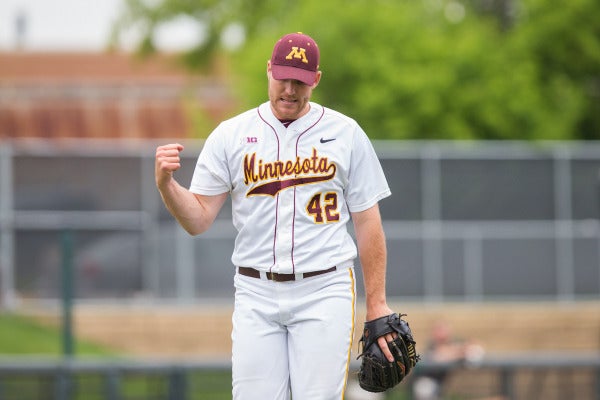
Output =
[{"x1": 0, "y1": 52, "x2": 234, "y2": 139}]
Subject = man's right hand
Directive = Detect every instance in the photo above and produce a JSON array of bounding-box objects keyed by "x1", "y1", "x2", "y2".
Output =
[{"x1": 155, "y1": 143, "x2": 184, "y2": 189}]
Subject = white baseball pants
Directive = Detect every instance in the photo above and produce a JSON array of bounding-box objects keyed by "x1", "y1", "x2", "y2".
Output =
[{"x1": 231, "y1": 266, "x2": 356, "y2": 400}]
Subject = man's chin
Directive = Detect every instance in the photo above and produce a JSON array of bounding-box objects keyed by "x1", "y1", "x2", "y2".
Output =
[
  {"x1": 271, "y1": 99, "x2": 308, "y2": 120},
  {"x1": 276, "y1": 105, "x2": 299, "y2": 118}
]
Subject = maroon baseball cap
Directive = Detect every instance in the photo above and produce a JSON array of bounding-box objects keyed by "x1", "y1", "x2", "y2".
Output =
[{"x1": 270, "y1": 32, "x2": 320, "y2": 86}]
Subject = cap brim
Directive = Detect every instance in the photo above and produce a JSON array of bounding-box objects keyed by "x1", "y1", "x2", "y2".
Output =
[{"x1": 271, "y1": 65, "x2": 317, "y2": 86}]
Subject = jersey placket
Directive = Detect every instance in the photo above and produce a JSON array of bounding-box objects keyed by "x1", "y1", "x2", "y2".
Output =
[{"x1": 272, "y1": 126, "x2": 300, "y2": 273}]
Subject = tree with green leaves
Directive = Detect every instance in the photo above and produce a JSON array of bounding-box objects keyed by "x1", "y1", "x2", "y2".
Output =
[{"x1": 112, "y1": 0, "x2": 600, "y2": 140}]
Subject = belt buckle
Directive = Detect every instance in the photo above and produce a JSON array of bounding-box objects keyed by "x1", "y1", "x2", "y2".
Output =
[
  {"x1": 268, "y1": 272, "x2": 293, "y2": 282},
  {"x1": 266, "y1": 271, "x2": 277, "y2": 281}
]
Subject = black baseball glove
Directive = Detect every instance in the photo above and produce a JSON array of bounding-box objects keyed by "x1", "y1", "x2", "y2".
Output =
[{"x1": 357, "y1": 313, "x2": 420, "y2": 392}]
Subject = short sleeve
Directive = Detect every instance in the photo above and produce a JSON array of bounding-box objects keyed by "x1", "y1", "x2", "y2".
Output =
[
  {"x1": 189, "y1": 126, "x2": 232, "y2": 195},
  {"x1": 345, "y1": 127, "x2": 391, "y2": 212}
]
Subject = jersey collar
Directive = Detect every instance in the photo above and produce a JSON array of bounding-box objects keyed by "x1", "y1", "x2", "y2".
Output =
[{"x1": 260, "y1": 101, "x2": 323, "y2": 132}]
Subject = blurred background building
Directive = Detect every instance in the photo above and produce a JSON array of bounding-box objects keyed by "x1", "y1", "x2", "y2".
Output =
[{"x1": 0, "y1": 51, "x2": 232, "y2": 139}]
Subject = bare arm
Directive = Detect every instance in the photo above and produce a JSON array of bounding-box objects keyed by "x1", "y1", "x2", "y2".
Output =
[
  {"x1": 352, "y1": 203, "x2": 395, "y2": 361},
  {"x1": 352, "y1": 203, "x2": 393, "y2": 320},
  {"x1": 155, "y1": 143, "x2": 227, "y2": 235}
]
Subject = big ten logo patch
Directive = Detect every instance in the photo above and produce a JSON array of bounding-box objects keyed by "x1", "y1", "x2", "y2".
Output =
[{"x1": 240, "y1": 136, "x2": 258, "y2": 145}]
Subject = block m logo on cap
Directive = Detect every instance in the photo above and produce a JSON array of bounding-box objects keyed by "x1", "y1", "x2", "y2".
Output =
[{"x1": 286, "y1": 47, "x2": 309, "y2": 64}]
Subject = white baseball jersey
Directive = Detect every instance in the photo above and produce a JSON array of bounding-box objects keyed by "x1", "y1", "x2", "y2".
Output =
[{"x1": 190, "y1": 101, "x2": 391, "y2": 274}]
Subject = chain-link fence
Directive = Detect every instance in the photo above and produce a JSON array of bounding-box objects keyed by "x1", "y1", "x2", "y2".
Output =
[{"x1": 1, "y1": 139, "x2": 599, "y2": 307}]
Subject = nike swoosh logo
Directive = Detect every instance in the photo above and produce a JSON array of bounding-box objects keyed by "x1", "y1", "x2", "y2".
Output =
[{"x1": 320, "y1": 138, "x2": 336, "y2": 143}]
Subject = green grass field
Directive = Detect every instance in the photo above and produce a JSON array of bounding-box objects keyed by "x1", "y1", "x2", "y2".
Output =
[
  {"x1": 0, "y1": 313, "x2": 236, "y2": 399},
  {"x1": 0, "y1": 313, "x2": 115, "y2": 356}
]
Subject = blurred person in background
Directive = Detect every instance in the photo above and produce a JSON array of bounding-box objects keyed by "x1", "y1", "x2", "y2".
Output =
[{"x1": 413, "y1": 321, "x2": 486, "y2": 400}]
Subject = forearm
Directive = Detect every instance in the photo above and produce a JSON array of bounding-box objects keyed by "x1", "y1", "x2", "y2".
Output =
[
  {"x1": 158, "y1": 179, "x2": 209, "y2": 235},
  {"x1": 352, "y1": 205, "x2": 392, "y2": 320},
  {"x1": 359, "y1": 222, "x2": 388, "y2": 319}
]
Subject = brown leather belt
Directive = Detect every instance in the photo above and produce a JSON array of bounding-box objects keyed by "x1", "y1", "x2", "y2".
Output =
[{"x1": 238, "y1": 266, "x2": 337, "y2": 282}]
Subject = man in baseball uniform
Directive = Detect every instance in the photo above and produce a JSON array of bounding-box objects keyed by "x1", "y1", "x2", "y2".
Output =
[{"x1": 155, "y1": 32, "x2": 397, "y2": 399}]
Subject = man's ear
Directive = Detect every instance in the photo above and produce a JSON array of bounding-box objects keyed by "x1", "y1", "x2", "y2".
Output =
[{"x1": 312, "y1": 70, "x2": 322, "y2": 88}]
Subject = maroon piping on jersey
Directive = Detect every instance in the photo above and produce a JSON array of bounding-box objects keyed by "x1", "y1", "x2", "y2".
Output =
[{"x1": 257, "y1": 107, "x2": 280, "y2": 270}]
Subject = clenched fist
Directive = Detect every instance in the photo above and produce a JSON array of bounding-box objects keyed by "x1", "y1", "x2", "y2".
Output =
[{"x1": 155, "y1": 143, "x2": 184, "y2": 189}]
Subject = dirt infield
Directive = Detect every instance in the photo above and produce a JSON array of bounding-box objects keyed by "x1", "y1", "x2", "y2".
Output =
[{"x1": 20, "y1": 300, "x2": 600, "y2": 358}]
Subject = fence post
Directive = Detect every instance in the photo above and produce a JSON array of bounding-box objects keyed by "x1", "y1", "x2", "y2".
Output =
[
  {"x1": 0, "y1": 144, "x2": 16, "y2": 311},
  {"x1": 596, "y1": 365, "x2": 600, "y2": 400},
  {"x1": 168, "y1": 367, "x2": 187, "y2": 400},
  {"x1": 499, "y1": 367, "x2": 515, "y2": 400},
  {"x1": 61, "y1": 230, "x2": 75, "y2": 358},
  {"x1": 105, "y1": 369, "x2": 121, "y2": 400},
  {"x1": 55, "y1": 366, "x2": 72, "y2": 400}
]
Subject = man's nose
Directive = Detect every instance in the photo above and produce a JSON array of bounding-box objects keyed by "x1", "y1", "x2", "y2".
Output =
[{"x1": 283, "y1": 80, "x2": 297, "y2": 93}]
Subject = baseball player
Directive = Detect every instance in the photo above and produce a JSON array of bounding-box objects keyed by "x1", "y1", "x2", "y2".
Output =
[{"x1": 155, "y1": 32, "x2": 397, "y2": 400}]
